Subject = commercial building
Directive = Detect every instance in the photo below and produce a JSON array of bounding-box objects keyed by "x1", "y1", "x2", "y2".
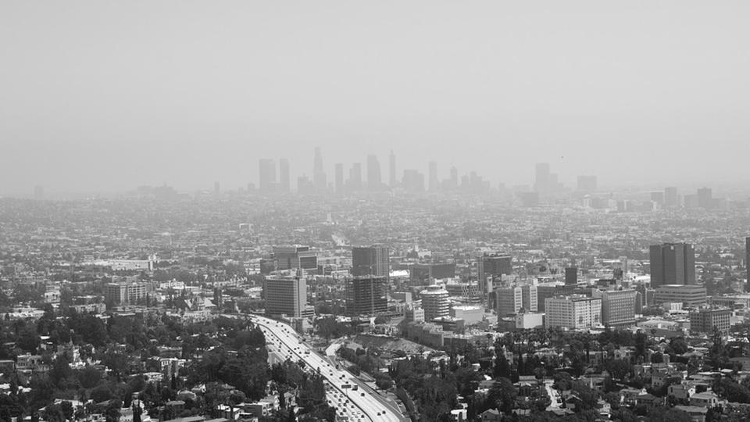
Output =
[
  {"x1": 264, "y1": 275, "x2": 307, "y2": 318},
  {"x1": 351, "y1": 245, "x2": 389, "y2": 280},
  {"x1": 496, "y1": 287, "x2": 523, "y2": 317},
  {"x1": 478, "y1": 253, "x2": 512, "y2": 294},
  {"x1": 104, "y1": 282, "x2": 148, "y2": 305},
  {"x1": 565, "y1": 267, "x2": 578, "y2": 285},
  {"x1": 649, "y1": 243, "x2": 696, "y2": 287},
  {"x1": 277, "y1": 158, "x2": 290, "y2": 193},
  {"x1": 273, "y1": 246, "x2": 318, "y2": 271},
  {"x1": 450, "y1": 305, "x2": 484, "y2": 325},
  {"x1": 689, "y1": 307, "x2": 731, "y2": 334},
  {"x1": 420, "y1": 285, "x2": 450, "y2": 321},
  {"x1": 593, "y1": 289, "x2": 637, "y2": 326},
  {"x1": 536, "y1": 283, "x2": 576, "y2": 312},
  {"x1": 410, "y1": 263, "x2": 456, "y2": 284},
  {"x1": 258, "y1": 159, "x2": 276, "y2": 193},
  {"x1": 346, "y1": 276, "x2": 387, "y2": 317},
  {"x1": 516, "y1": 312, "x2": 544, "y2": 329},
  {"x1": 544, "y1": 295, "x2": 602, "y2": 330},
  {"x1": 367, "y1": 154, "x2": 382, "y2": 191},
  {"x1": 521, "y1": 285, "x2": 538, "y2": 312},
  {"x1": 654, "y1": 284, "x2": 707, "y2": 308},
  {"x1": 747, "y1": 237, "x2": 750, "y2": 293}
]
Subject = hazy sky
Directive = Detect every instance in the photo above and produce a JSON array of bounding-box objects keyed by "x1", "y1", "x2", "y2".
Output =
[{"x1": 2, "y1": 1, "x2": 750, "y2": 194}]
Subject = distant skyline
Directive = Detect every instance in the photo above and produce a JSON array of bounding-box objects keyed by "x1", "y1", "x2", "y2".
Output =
[{"x1": 2, "y1": 1, "x2": 750, "y2": 194}]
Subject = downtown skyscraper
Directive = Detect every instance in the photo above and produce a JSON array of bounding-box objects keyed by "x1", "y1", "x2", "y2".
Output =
[
  {"x1": 367, "y1": 154, "x2": 382, "y2": 191},
  {"x1": 649, "y1": 243, "x2": 696, "y2": 287},
  {"x1": 313, "y1": 147, "x2": 327, "y2": 192}
]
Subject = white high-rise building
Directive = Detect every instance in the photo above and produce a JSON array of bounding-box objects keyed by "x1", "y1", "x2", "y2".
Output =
[{"x1": 544, "y1": 295, "x2": 602, "y2": 329}]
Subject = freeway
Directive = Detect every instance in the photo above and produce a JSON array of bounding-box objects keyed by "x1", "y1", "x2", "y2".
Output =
[{"x1": 250, "y1": 315, "x2": 407, "y2": 422}]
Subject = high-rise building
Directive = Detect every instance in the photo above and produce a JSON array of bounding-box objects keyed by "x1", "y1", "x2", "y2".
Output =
[
  {"x1": 259, "y1": 159, "x2": 277, "y2": 193},
  {"x1": 544, "y1": 295, "x2": 602, "y2": 329},
  {"x1": 349, "y1": 163, "x2": 362, "y2": 191},
  {"x1": 449, "y1": 166, "x2": 458, "y2": 190},
  {"x1": 478, "y1": 253, "x2": 512, "y2": 294},
  {"x1": 697, "y1": 187, "x2": 713, "y2": 209},
  {"x1": 521, "y1": 285, "x2": 538, "y2": 312},
  {"x1": 592, "y1": 289, "x2": 637, "y2": 326},
  {"x1": 496, "y1": 287, "x2": 523, "y2": 317},
  {"x1": 534, "y1": 163, "x2": 551, "y2": 194},
  {"x1": 264, "y1": 275, "x2": 307, "y2": 318},
  {"x1": 746, "y1": 237, "x2": 750, "y2": 293},
  {"x1": 664, "y1": 187, "x2": 678, "y2": 208},
  {"x1": 313, "y1": 147, "x2": 326, "y2": 192},
  {"x1": 389, "y1": 150, "x2": 396, "y2": 187},
  {"x1": 428, "y1": 161, "x2": 438, "y2": 192},
  {"x1": 33, "y1": 185, "x2": 44, "y2": 200},
  {"x1": 576, "y1": 175, "x2": 597, "y2": 192},
  {"x1": 279, "y1": 158, "x2": 290, "y2": 192},
  {"x1": 650, "y1": 191, "x2": 665, "y2": 206},
  {"x1": 335, "y1": 163, "x2": 344, "y2": 194},
  {"x1": 367, "y1": 154, "x2": 382, "y2": 191},
  {"x1": 689, "y1": 307, "x2": 731, "y2": 334},
  {"x1": 420, "y1": 285, "x2": 449, "y2": 321},
  {"x1": 565, "y1": 267, "x2": 578, "y2": 285},
  {"x1": 649, "y1": 243, "x2": 696, "y2": 287},
  {"x1": 346, "y1": 276, "x2": 388, "y2": 317},
  {"x1": 351, "y1": 245, "x2": 389, "y2": 280},
  {"x1": 214, "y1": 181, "x2": 220, "y2": 195},
  {"x1": 273, "y1": 245, "x2": 318, "y2": 271},
  {"x1": 402, "y1": 170, "x2": 425, "y2": 192}
]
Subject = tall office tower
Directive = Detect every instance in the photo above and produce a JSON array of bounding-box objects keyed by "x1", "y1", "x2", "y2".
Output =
[
  {"x1": 367, "y1": 154, "x2": 382, "y2": 190},
  {"x1": 592, "y1": 289, "x2": 637, "y2": 326},
  {"x1": 335, "y1": 163, "x2": 344, "y2": 194},
  {"x1": 313, "y1": 147, "x2": 327, "y2": 192},
  {"x1": 264, "y1": 275, "x2": 307, "y2": 318},
  {"x1": 346, "y1": 275, "x2": 387, "y2": 317},
  {"x1": 477, "y1": 253, "x2": 512, "y2": 294},
  {"x1": 521, "y1": 285, "x2": 538, "y2": 312},
  {"x1": 697, "y1": 187, "x2": 713, "y2": 209},
  {"x1": 664, "y1": 187, "x2": 678, "y2": 208},
  {"x1": 544, "y1": 296, "x2": 602, "y2": 329},
  {"x1": 534, "y1": 163, "x2": 550, "y2": 194},
  {"x1": 402, "y1": 169, "x2": 425, "y2": 192},
  {"x1": 420, "y1": 284, "x2": 449, "y2": 321},
  {"x1": 259, "y1": 159, "x2": 277, "y2": 193},
  {"x1": 351, "y1": 245, "x2": 389, "y2": 280},
  {"x1": 450, "y1": 166, "x2": 458, "y2": 190},
  {"x1": 389, "y1": 150, "x2": 396, "y2": 187},
  {"x1": 349, "y1": 163, "x2": 363, "y2": 191},
  {"x1": 746, "y1": 237, "x2": 750, "y2": 293},
  {"x1": 565, "y1": 267, "x2": 578, "y2": 285},
  {"x1": 428, "y1": 161, "x2": 438, "y2": 192},
  {"x1": 272, "y1": 245, "x2": 318, "y2": 271},
  {"x1": 650, "y1": 191, "x2": 665, "y2": 206},
  {"x1": 649, "y1": 243, "x2": 696, "y2": 287},
  {"x1": 33, "y1": 185, "x2": 44, "y2": 200},
  {"x1": 496, "y1": 286, "x2": 523, "y2": 316},
  {"x1": 214, "y1": 181, "x2": 220, "y2": 195},
  {"x1": 576, "y1": 175, "x2": 597, "y2": 192},
  {"x1": 279, "y1": 158, "x2": 290, "y2": 192}
]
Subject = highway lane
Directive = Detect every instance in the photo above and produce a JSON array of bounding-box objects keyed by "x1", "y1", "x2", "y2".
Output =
[{"x1": 250, "y1": 315, "x2": 405, "y2": 422}]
